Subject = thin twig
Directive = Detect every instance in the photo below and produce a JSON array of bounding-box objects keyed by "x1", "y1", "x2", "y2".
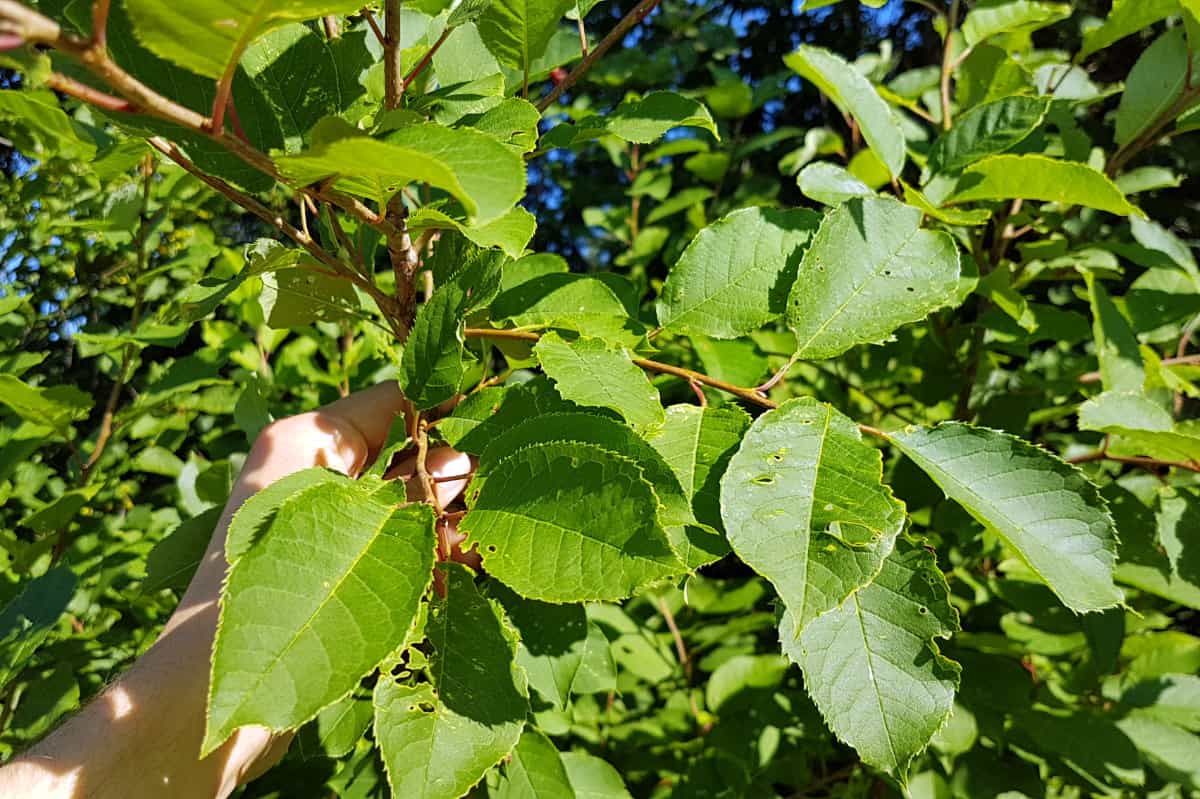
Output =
[
  {"x1": 1079, "y1": 353, "x2": 1200, "y2": 383},
  {"x1": 1067, "y1": 450, "x2": 1200, "y2": 473},
  {"x1": 322, "y1": 14, "x2": 341, "y2": 39},
  {"x1": 146, "y1": 136, "x2": 406, "y2": 338},
  {"x1": 656, "y1": 596, "x2": 691, "y2": 681},
  {"x1": 577, "y1": 16, "x2": 589, "y2": 57},
  {"x1": 90, "y1": 0, "x2": 109, "y2": 49},
  {"x1": 939, "y1": 0, "x2": 960, "y2": 131},
  {"x1": 402, "y1": 25, "x2": 452, "y2": 94},
  {"x1": 536, "y1": 0, "x2": 663, "y2": 111},
  {"x1": 45, "y1": 71, "x2": 132, "y2": 112},
  {"x1": 361, "y1": 6, "x2": 386, "y2": 46}
]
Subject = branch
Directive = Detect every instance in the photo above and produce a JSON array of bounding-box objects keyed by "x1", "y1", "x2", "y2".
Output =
[
  {"x1": 1067, "y1": 449, "x2": 1200, "y2": 474},
  {"x1": 0, "y1": 0, "x2": 400, "y2": 241},
  {"x1": 536, "y1": 0, "x2": 662, "y2": 112},
  {"x1": 1078, "y1": 353, "x2": 1200, "y2": 383},
  {"x1": 90, "y1": 0, "x2": 109, "y2": 49},
  {"x1": 401, "y1": 24, "x2": 452, "y2": 94},
  {"x1": 1106, "y1": 84, "x2": 1200, "y2": 176},
  {"x1": 361, "y1": 6, "x2": 386, "y2": 46},
  {"x1": 383, "y1": 0, "x2": 403, "y2": 111},
  {"x1": 46, "y1": 71, "x2": 132, "y2": 112},
  {"x1": 146, "y1": 136, "x2": 407, "y2": 339}
]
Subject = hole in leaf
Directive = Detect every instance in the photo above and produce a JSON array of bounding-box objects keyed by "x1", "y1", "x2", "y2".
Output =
[
  {"x1": 918, "y1": 606, "x2": 928, "y2": 615},
  {"x1": 486, "y1": 545, "x2": 498, "y2": 553},
  {"x1": 906, "y1": 287, "x2": 915, "y2": 292},
  {"x1": 752, "y1": 474, "x2": 775, "y2": 486},
  {"x1": 417, "y1": 701, "x2": 435, "y2": 713}
]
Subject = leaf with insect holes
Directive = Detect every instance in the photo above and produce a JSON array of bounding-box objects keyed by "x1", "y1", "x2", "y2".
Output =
[
  {"x1": 374, "y1": 565, "x2": 527, "y2": 799},
  {"x1": 780, "y1": 544, "x2": 961, "y2": 773},
  {"x1": 786, "y1": 197, "x2": 961, "y2": 361},
  {"x1": 721, "y1": 397, "x2": 905, "y2": 632}
]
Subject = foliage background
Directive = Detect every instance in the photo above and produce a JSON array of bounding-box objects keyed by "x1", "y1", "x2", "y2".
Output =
[{"x1": 1, "y1": 0, "x2": 1200, "y2": 797}]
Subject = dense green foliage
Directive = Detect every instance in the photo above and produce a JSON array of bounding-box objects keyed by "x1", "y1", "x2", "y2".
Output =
[{"x1": 1, "y1": 0, "x2": 1200, "y2": 796}]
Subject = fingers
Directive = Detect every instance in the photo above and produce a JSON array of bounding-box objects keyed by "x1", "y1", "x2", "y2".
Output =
[{"x1": 320, "y1": 381, "x2": 407, "y2": 456}]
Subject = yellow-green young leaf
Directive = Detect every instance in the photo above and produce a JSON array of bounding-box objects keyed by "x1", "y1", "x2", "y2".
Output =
[
  {"x1": 460, "y1": 441, "x2": 684, "y2": 602},
  {"x1": 410, "y1": 206, "x2": 536, "y2": 260},
  {"x1": 902, "y1": 183, "x2": 991, "y2": 226},
  {"x1": 784, "y1": 46, "x2": 905, "y2": 178},
  {"x1": 1080, "y1": 0, "x2": 1178, "y2": 58},
  {"x1": 1086, "y1": 272, "x2": 1145, "y2": 392},
  {"x1": 645, "y1": 405, "x2": 751, "y2": 568},
  {"x1": 374, "y1": 565, "x2": 528, "y2": 799},
  {"x1": 1116, "y1": 29, "x2": 1197, "y2": 148},
  {"x1": 890, "y1": 423, "x2": 1123, "y2": 613},
  {"x1": 950, "y1": 155, "x2": 1138, "y2": 216},
  {"x1": 490, "y1": 727, "x2": 576, "y2": 798},
  {"x1": 928, "y1": 96, "x2": 1050, "y2": 174},
  {"x1": 545, "y1": 92, "x2": 720, "y2": 147},
  {"x1": 276, "y1": 124, "x2": 525, "y2": 224},
  {"x1": 780, "y1": 545, "x2": 961, "y2": 774},
  {"x1": 786, "y1": 197, "x2": 961, "y2": 361},
  {"x1": 124, "y1": 0, "x2": 363, "y2": 78},
  {"x1": 534, "y1": 333, "x2": 665, "y2": 431},
  {"x1": 656, "y1": 207, "x2": 821, "y2": 340},
  {"x1": 204, "y1": 480, "x2": 436, "y2": 755},
  {"x1": 1079, "y1": 391, "x2": 1200, "y2": 464},
  {"x1": 478, "y1": 0, "x2": 576, "y2": 73},
  {"x1": 961, "y1": 0, "x2": 1071, "y2": 47},
  {"x1": 259, "y1": 263, "x2": 360, "y2": 329},
  {"x1": 720, "y1": 398, "x2": 906, "y2": 631}
]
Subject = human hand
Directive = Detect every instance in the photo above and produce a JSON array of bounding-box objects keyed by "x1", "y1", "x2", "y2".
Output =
[{"x1": 0, "y1": 382, "x2": 474, "y2": 799}]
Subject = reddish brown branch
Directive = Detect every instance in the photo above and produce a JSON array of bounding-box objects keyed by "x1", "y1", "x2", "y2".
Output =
[
  {"x1": 1078, "y1": 353, "x2": 1200, "y2": 383},
  {"x1": 536, "y1": 0, "x2": 663, "y2": 112},
  {"x1": 90, "y1": 0, "x2": 109, "y2": 49},
  {"x1": 1067, "y1": 450, "x2": 1200, "y2": 473},
  {"x1": 401, "y1": 25, "x2": 452, "y2": 94},
  {"x1": 46, "y1": 71, "x2": 133, "y2": 112}
]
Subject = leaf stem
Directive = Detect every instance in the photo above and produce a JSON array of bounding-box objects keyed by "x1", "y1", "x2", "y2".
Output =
[
  {"x1": 1066, "y1": 450, "x2": 1200, "y2": 473},
  {"x1": 536, "y1": 0, "x2": 663, "y2": 112},
  {"x1": 89, "y1": 0, "x2": 109, "y2": 49}
]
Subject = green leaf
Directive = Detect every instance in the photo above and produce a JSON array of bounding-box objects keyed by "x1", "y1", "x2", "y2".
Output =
[
  {"x1": 124, "y1": 0, "x2": 363, "y2": 78},
  {"x1": 374, "y1": 565, "x2": 527, "y2": 799},
  {"x1": 646, "y1": 188, "x2": 713, "y2": 224},
  {"x1": 401, "y1": 251, "x2": 503, "y2": 409},
  {"x1": 784, "y1": 45, "x2": 905, "y2": 178},
  {"x1": 0, "y1": 567, "x2": 76, "y2": 690},
  {"x1": 1080, "y1": 0, "x2": 1179, "y2": 58},
  {"x1": 534, "y1": 333, "x2": 665, "y2": 432},
  {"x1": 19, "y1": 485, "x2": 100, "y2": 536},
  {"x1": 961, "y1": 0, "x2": 1071, "y2": 47},
  {"x1": 259, "y1": 262, "x2": 361, "y2": 329},
  {"x1": 705, "y1": 653, "x2": 788, "y2": 712},
  {"x1": 478, "y1": 0, "x2": 576, "y2": 73},
  {"x1": 489, "y1": 586, "x2": 588, "y2": 709},
  {"x1": 720, "y1": 397, "x2": 906, "y2": 631},
  {"x1": 460, "y1": 441, "x2": 684, "y2": 602},
  {"x1": 1116, "y1": 28, "x2": 1196, "y2": 148},
  {"x1": 241, "y1": 24, "x2": 371, "y2": 153},
  {"x1": 491, "y1": 727, "x2": 576, "y2": 798},
  {"x1": 797, "y1": 162, "x2": 873, "y2": 205},
  {"x1": 1115, "y1": 715, "x2": 1200, "y2": 790},
  {"x1": 276, "y1": 123, "x2": 526, "y2": 223},
  {"x1": 1086, "y1": 272, "x2": 1145, "y2": 392},
  {"x1": 786, "y1": 197, "x2": 962, "y2": 361},
  {"x1": 436, "y1": 379, "x2": 578, "y2": 454},
  {"x1": 656, "y1": 207, "x2": 821, "y2": 340},
  {"x1": 902, "y1": 183, "x2": 991, "y2": 226},
  {"x1": 599, "y1": 92, "x2": 719, "y2": 144},
  {"x1": 204, "y1": 479, "x2": 436, "y2": 754},
  {"x1": 0, "y1": 374, "x2": 93, "y2": 436},
  {"x1": 1122, "y1": 674, "x2": 1200, "y2": 732},
  {"x1": 950, "y1": 155, "x2": 1138, "y2": 216},
  {"x1": 143, "y1": 507, "x2": 222, "y2": 594},
  {"x1": 408, "y1": 207, "x2": 535, "y2": 260},
  {"x1": 300, "y1": 692, "x2": 374, "y2": 759},
  {"x1": 0, "y1": 90, "x2": 96, "y2": 160},
  {"x1": 561, "y1": 752, "x2": 633, "y2": 799},
  {"x1": 928, "y1": 96, "x2": 1049, "y2": 174},
  {"x1": 780, "y1": 545, "x2": 961, "y2": 773},
  {"x1": 472, "y1": 411, "x2": 694, "y2": 531},
  {"x1": 890, "y1": 423, "x2": 1122, "y2": 613},
  {"x1": 645, "y1": 405, "x2": 750, "y2": 567},
  {"x1": 1079, "y1": 391, "x2": 1200, "y2": 463},
  {"x1": 448, "y1": 0, "x2": 497, "y2": 26}
]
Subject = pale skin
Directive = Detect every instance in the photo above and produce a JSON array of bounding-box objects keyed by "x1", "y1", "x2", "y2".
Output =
[{"x1": 0, "y1": 382, "x2": 474, "y2": 799}]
